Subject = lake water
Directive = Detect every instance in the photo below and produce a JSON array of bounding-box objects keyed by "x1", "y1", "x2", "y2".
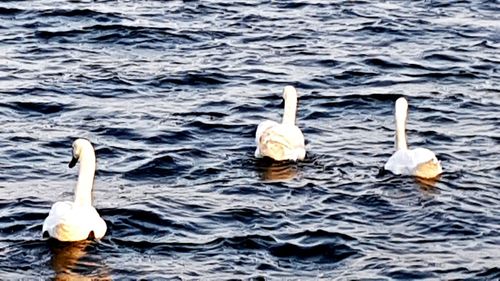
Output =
[{"x1": 0, "y1": 1, "x2": 499, "y2": 279}]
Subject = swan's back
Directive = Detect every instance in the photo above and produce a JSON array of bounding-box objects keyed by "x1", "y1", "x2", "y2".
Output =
[
  {"x1": 43, "y1": 202, "x2": 106, "y2": 241},
  {"x1": 384, "y1": 148, "x2": 442, "y2": 179}
]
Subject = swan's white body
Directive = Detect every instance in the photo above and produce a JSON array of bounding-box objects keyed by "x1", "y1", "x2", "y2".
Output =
[
  {"x1": 384, "y1": 97, "x2": 442, "y2": 179},
  {"x1": 255, "y1": 86, "x2": 306, "y2": 161},
  {"x1": 42, "y1": 139, "x2": 106, "y2": 242}
]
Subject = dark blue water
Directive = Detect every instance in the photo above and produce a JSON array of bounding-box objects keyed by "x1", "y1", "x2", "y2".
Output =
[{"x1": 0, "y1": 1, "x2": 499, "y2": 279}]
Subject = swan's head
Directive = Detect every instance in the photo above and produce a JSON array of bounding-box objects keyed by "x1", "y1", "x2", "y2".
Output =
[
  {"x1": 69, "y1": 138, "x2": 93, "y2": 168},
  {"x1": 282, "y1": 86, "x2": 298, "y2": 101},
  {"x1": 395, "y1": 97, "x2": 408, "y2": 121}
]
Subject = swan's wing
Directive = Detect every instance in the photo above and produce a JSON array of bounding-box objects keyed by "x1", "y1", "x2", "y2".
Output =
[
  {"x1": 43, "y1": 201, "x2": 72, "y2": 234},
  {"x1": 48, "y1": 201, "x2": 72, "y2": 216},
  {"x1": 384, "y1": 149, "x2": 414, "y2": 175},
  {"x1": 43, "y1": 202, "x2": 89, "y2": 241},
  {"x1": 88, "y1": 207, "x2": 107, "y2": 239},
  {"x1": 257, "y1": 124, "x2": 306, "y2": 161},
  {"x1": 72, "y1": 206, "x2": 106, "y2": 240},
  {"x1": 410, "y1": 147, "x2": 442, "y2": 178},
  {"x1": 410, "y1": 147, "x2": 438, "y2": 165},
  {"x1": 283, "y1": 125, "x2": 306, "y2": 160},
  {"x1": 255, "y1": 120, "x2": 279, "y2": 157},
  {"x1": 291, "y1": 125, "x2": 306, "y2": 159},
  {"x1": 256, "y1": 120, "x2": 279, "y2": 144}
]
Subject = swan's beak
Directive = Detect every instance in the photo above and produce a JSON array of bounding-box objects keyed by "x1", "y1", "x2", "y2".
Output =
[{"x1": 69, "y1": 156, "x2": 78, "y2": 168}]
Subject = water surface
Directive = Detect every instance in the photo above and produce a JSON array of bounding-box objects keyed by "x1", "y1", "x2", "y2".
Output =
[{"x1": 0, "y1": 0, "x2": 499, "y2": 279}]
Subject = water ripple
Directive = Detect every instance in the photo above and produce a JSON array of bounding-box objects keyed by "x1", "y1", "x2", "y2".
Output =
[{"x1": 0, "y1": 0, "x2": 499, "y2": 279}]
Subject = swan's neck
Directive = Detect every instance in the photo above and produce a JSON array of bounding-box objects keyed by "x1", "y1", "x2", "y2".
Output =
[
  {"x1": 74, "y1": 152, "x2": 95, "y2": 207},
  {"x1": 395, "y1": 111, "x2": 408, "y2": 150},
  {"x1": 282, "y1": 96, "x2": 297, "y2": 125}
]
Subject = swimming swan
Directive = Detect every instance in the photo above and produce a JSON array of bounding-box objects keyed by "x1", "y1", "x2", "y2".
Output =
[
  {"x1": 255, "y1": 86, "x2": 306, "y2": 161},
  {"x1": 384, "y1": 97, "x2": 442, "y2": 179},
  {"x1": 42, "y1": 139, "x2": 106, "y2": 242}
]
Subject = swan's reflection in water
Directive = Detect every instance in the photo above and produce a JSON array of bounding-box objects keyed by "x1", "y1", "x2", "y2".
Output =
[
  {"x1": 49, "y1": 239, "x2": 110, "y2": 280},
  {"x1": 256, "y1": 158, "x2": 298, "y2": 182},
  {"x1": 415, "y1": 175, "x2": 441, "y2": 190}
]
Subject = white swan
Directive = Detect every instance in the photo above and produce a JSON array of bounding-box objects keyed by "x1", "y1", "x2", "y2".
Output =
[
  {"x1": 384, "y1": 97, "x2": 443, "y2": 179},
  {"x1": 42, "y1": 139, "x2": 107, "y2": 242},
  {"x1": 255, "y1": 86, "x2": 306, "y2": 161}
]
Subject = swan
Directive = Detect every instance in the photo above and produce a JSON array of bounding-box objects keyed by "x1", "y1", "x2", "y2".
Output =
[
  {"x1": 42, "y1": 138, "x2": 107, "y2": 242},
  {"x1": 384, "y1": 97, "x2": 443, "y2": 179},
  {"x1": 255, "y1": 86, "x2": 306, "y2": 161}
]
